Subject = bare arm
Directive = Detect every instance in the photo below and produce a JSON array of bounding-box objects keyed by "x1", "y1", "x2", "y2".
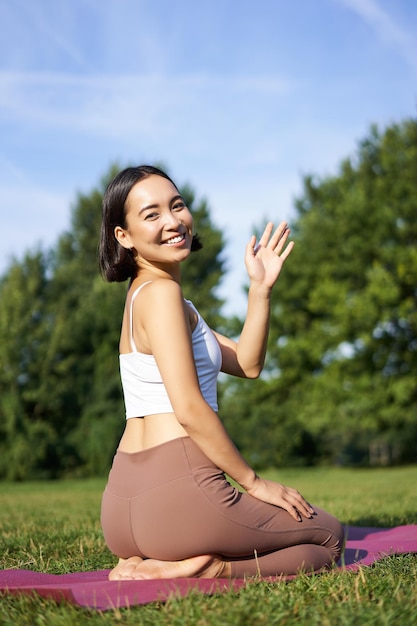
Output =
[
  {"x1": 215, "y1": 222, "x2": 294, "y2": 378},
  {"x1": 138, "y1": 280, "x2": 256, "y2": 488},
  {"x1": 137, "y1": 278, "x2": 313, "y2": 521}
]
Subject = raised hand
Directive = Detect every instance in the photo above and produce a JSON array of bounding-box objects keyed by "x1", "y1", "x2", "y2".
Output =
[{"x1": 245, "y1": 222, "x2": 294, "y2": 289}]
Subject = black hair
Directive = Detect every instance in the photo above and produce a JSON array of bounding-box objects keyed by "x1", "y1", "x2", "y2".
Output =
[{"x1": 99, "y1": 165, "x2": 202, "y2": 282}]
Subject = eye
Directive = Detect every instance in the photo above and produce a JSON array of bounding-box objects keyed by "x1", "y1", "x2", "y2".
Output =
[
  {"x1": 144, "y1": 211, "x2": 159, "y2": 220},
  {"x1": 172, "y1": 202, "x2": 186, "y2": 211}
]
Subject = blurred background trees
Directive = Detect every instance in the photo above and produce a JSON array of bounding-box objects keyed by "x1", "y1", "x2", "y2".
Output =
[{"x1": 1, "y1": 118, "x2": 416, "y2": 479}]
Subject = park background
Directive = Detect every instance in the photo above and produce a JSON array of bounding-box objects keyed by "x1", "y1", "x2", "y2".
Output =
[{"x1": 0, "y1": 0, "x2": 416, "y2": 480}]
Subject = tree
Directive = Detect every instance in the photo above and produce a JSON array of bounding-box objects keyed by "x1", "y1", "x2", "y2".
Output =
[
  {"x1": 0, "y1": 251, "x2": 56, "y2": 479},
  {"x1": 262, "y1": 119, "x2": 417, "y2": 465}
]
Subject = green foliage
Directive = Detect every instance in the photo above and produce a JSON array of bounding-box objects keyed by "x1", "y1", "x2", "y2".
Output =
[
  {"x1": 223, "y1": 119, "x2": 417, "y2": 467},
  {"x1": 0, "y1": 164, "x2": 227, "y2": 479},
  {"x1": 0, "y1": 251, "x2": 56, "y2": 479}
]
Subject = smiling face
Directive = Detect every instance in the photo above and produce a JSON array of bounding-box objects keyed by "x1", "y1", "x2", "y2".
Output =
[{"x1": 114, "y1": 174, "x2": 194, "y2": 271}]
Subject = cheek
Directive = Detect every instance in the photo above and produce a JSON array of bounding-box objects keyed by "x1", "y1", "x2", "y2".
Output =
[
  {"x1": 185, "y1": 212, "x2": 194, "y2": 231},
  {"x1": 134, "y1": 223, "x2": 155, "y2": 240}
]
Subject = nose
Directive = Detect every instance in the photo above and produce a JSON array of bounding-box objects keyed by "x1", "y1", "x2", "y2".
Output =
[{"x1": 164, "y1": 210, "x2": 182, "y2": 229}]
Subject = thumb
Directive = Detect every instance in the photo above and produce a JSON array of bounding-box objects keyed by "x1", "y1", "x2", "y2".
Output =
[{"x1": 245, "y1": 235, "x2": 257, "y2": 260}]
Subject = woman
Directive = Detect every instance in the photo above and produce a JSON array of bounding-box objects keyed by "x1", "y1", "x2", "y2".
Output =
[{"x1": 99, "y1": 165, "x2": 344, "y2": 580}]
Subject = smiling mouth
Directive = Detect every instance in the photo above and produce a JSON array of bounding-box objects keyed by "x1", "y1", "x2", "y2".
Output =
[{"x1": 163, "y1": 234, "x2": 186, "y2": 245}]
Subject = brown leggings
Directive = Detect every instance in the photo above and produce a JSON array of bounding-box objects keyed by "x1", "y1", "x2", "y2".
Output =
[{"x1": 101, "y1": 436, "x2": 344, "y2": 578}]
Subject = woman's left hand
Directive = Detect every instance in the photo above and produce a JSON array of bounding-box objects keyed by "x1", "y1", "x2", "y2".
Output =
[
  {"x1": 245, "y1": 222, "x2": 294, "y2": 289},
  {"x1": 246, "y1": 476, "x2": 314, "y2": 521}
]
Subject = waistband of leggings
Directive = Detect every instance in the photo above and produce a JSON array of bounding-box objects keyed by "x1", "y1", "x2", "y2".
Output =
[{"x1": 106, "y1": 436, "x2": 217, "y2": 498}]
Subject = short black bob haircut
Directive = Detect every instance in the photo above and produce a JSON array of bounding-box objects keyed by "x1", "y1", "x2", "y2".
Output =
[{"x1": 99, "y1": 165, "x2": 202, "y2": 282}]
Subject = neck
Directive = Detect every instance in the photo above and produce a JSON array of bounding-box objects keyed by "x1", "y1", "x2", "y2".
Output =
[{"x1": 135, "y1": 260, "x2": 181, "y2": 284}]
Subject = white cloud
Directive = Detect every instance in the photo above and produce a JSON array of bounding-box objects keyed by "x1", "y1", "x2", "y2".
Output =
[
  {"x1": 335, "y1": 0, "x2": 417, "y2": 70},
  {"x1": 3, "y1": 0, "x2": 88, "y2": 69},
  {"x1": 26, "y1": 3, "x2": 87, "y2": 68},
  {"x1": 0, "y1": 70, "x2": 295, "y2": 138}
]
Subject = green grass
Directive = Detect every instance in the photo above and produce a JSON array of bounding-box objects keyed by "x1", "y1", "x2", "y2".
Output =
[{"x1": 0, "y1": 467, "x2": 416, "y2": 625}]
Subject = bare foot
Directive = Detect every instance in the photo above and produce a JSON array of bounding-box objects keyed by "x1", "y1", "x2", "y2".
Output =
[
  {"x1": 109, "y1": 556, "x2": 144, "y2": 580},
  {"x1": 109, "y1": 554, "x2": 231, "y2": 580}
]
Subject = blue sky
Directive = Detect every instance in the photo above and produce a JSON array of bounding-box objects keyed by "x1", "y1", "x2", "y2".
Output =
[{"x1": 1, "y1": 0, "x2": 416, "y2": 314}]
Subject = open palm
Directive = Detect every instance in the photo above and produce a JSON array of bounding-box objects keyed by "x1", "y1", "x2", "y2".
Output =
[{"x1": 245, "y1": 222, "x2": 294, "y2": 289}]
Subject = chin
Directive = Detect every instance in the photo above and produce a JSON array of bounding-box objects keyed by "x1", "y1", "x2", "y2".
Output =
[{"x1": 178, "y1": 248, "x2": 192, "y2": 260}]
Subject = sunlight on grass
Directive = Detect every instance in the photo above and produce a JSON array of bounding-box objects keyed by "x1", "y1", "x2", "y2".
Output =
[
  {"x1": 0, "y1": 468, "x2": 416, "y2": 625},
  {"x1": 260, "y1": 466, "x2": 417, "y2": 526}
]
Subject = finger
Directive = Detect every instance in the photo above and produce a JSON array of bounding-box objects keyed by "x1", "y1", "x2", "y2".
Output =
[
  {"x1": 257, "y1": 222, "x2": 274, "y2": 249},
  {"x1": 282, "y1": 487, "x2": 313, "y2": 517},
  {"x1": 280, "y1": 502, "x2": 303, "y2": 522},
  {"x1": 272, "y1": 228, "x2": 291, "y2": 255},
  {"x1": 246, "y1": 234, "x2": 257, "y2": 254},
  {"x1": 268, "y1": 222, "x2": 288, "y2": 249},
  {"x1": 291, "y1": 494, "x2": 314, "y2": 519},
  {"x1": 278, "y1": 240, "x2": 294, "y2": 262},
  {"x1": 273, "y1": 233, "x2": 290, "y2": 257},
  {"x1": 284, "y1": 503, "x2": 303, "y2": 522}
]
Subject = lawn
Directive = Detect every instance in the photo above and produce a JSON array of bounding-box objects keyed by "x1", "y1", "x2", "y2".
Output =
[{"x1": 0, "y1": 466, "x2": 416, "y2": 625}]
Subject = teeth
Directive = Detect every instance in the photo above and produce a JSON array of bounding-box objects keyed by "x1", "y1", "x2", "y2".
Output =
[{"x1": 165, "y1": 235, "x2": 184, "y2": 245}]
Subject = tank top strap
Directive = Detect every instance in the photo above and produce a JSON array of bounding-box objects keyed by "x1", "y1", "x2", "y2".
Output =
[{"x1": 129, "y1": 281, "x2": 152, "y2": 352}]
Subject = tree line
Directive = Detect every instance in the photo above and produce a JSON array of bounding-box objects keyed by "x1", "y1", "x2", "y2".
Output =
[{"x1": 1, "y1": 120, "x2": 416, "y2": 480}]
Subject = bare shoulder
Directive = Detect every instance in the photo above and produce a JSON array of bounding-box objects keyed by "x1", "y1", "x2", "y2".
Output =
[
  {"x1": 135, "y1": 279, "x2": 186, "y2": 323},
  {"x1": 140, "y1": 278, "x2": 183, "y2": 305},
  {"x1": 128, "y1": 279, "x2": 189, "y2": 354}
]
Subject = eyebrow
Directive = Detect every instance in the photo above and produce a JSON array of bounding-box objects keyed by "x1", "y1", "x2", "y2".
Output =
[{"x1": 139, "y1": 194, "x2": 184, "y2": 215}]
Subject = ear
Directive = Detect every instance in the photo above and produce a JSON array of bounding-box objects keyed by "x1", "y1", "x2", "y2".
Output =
[{"x1": 114, "y1": 226, "x2": 132, "y2": 250}]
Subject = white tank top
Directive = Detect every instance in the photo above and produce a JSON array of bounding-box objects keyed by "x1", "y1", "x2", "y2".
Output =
[{"x1": 119, "y1": 282, "x2": 222, "y2": 418}]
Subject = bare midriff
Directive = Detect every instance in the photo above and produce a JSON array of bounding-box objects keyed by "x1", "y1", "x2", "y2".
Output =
[{"x1": 117, "y1": 413, "x2": 188, "y2": 453}]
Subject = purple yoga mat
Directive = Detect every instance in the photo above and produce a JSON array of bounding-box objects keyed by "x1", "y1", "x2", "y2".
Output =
[{"x1": 1, "y1": 525, "x2": 416, "y2": 611}]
